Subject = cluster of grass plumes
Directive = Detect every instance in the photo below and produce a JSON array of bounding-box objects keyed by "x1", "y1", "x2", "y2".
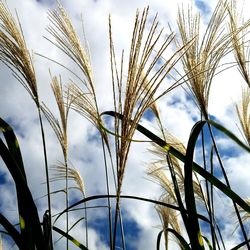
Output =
[{"x1": 2, "y1": 1, "x2": 250, "y2": 250}]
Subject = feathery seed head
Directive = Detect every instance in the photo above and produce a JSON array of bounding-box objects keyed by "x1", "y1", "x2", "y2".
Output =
[
  {"x1": 236, "y1": 88, "x2": 250, "y2": 146},
  {"x1": 0, "y1": 2, "x2": 38, "y2": 103},
  {"x1": 47, "y1": 3, "x2": 94, "y2": 93},
  {"x1": 177, "y1": 0, "x2": 230, "y2": 117},
  {"x1": 109, "y1": 7, "x2": 190, "y2": 197},
  {"x1": 228, "y1": 0, "x2": 250, "y2": 88},
  {"x1": 50, "y1": 162, "x2": 85, "y2": 197},
  {"x1": 42, "y1": 75, "x2": 71, "y2": 159}
]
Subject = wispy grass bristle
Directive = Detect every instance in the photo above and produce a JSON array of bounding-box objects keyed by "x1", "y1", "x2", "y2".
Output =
[
  {"x1": 177, "y1": 0, "x2": 230, "y2": 117},
  {"x1": 47, "y1": 3, "x2": 94, "y2": 93},
  {"x1": 50, "y1": 162, "x2": 85, "y2": 197},
  {"x1": 228, "y1": 0, "x2": 250, "y2": 88},
  {"x1": 0, "y1": 2, "x2": 38, "y2": 103},
  {"x1": 42, "y1": 75, "x2": 72, "y2": 159},
  {"x1": 236, "y1": 88, "x2": 250, "y2": 146}
]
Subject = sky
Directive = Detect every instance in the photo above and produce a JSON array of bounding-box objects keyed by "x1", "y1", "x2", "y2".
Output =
[{"x1": 1, "y1": 0, "x2": 250, "y2": 249}]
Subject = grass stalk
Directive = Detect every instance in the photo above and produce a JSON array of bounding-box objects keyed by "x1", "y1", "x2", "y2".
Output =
[
  {"x1": 37, "y1": 106, "x2": 53, "y2": 250},
  {"x1": 206, "y1": 120, "x2": 250, "y2": 250},
  {"x1": 201, "y1": 122, "x2": 216, "y2": 249},
  {"x1": 101, "y1": 138, "x2": 114, "y2": 250}
]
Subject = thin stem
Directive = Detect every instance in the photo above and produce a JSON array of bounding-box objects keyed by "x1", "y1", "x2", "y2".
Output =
[
  {"x1": 37, "y1": 107, "x2": 53, "y2": 250},
  {"x1": 207, "y1": 122, "x2": 250, "y2": 250},
  {"x1": 101, "y1": 138, "x2": 113, "y2": 250},
  {"x1": 201, "y1": 121, "x2": 216, "y2": 249},
  {"x1": 64, "y1": 158, "x2": 69, "y2": 250},
  {"x1": 84, "y1": 199, "x2": 88, "y2": 248}
]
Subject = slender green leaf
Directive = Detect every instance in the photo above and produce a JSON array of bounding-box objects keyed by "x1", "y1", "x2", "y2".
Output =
[
  {"x1": 202, "y1": 235, "x2": 213, "y2": 250},
  {"x1": 101, "y1": 111, "x2": 250, "y2": 213},
  {"x1": 231, "y1": 239, "x2": 250, "y2": 250},
  {"x1": 166, "y1": 154, "x2": 189, "y2": 235},
  {"x1": 68, "y1": 217, "x2": 85, "y2": 233},
  {"x1": 54, "y1": 194, "x2": 209, "y2": 225},
  {"x1": 184, "y1": 121, "x2": 205, "y2": 249},
  {"x1": 0, "y1": 213, "x2": 23, "y2": 249},
  {"x1": 0, "y1": 118, "x2": 26, "y2": 181},
  {"x1": 0, "y1": 118, "x2": 34, "y2": 248},
  {"x1": 0, "y1": 137, "x2": 45, "y2": 249},
  {"x1": 52, "y1": 226, "x2": 88, "y2": 250},
  {"x1": 157, "y1": 228, "x2": 191, "y2": 250},
  {"x1": 43, "y1": 210, "x2": 53, "y2": 250}
]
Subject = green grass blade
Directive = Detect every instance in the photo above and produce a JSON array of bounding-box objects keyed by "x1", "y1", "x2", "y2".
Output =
[
  {"x1": 157, "y1": 228, "x2": 191, "y2": 250},
  {"x1": 208, "y1": 120, "x2": 250, "y2": 153},
  {"x1": 0, "y1": 138, "x2": 45, "y2": 249},
  {"x1": 43, "y1": 210, "x2": 53, "y2": 250},
  {"x1": 0, "y1": 213, "x2": 23, "y2": 249},
  {"x1": 68, "y1": 217, "x2": 85, "y2": 233},
  {"x1": 231, "y1": 239, "x2": 250, "y2": 250},
  {"x1": 54, "y1": 194, "x2": 209, "y2": 225},
  {"x1": 0, "y1": 118, "x2": 34, "y2": 247},
  {"x1": 0, "y1": 118, "x2": 26, "y2": 181},
  {"x1": 52, "y1": 226, "x2": 88, "y2": 250},
  {"x1": 166, "y1": 154, "x2": 189, "y2": 234},
  {"x1": 184, "y1": 121, "x2": 205, "y2": 249},
  {"x1": 202, "y1": 235, "x2": 213, "y2": 250},
  {"x1": 101, "y1": 111, "x2": 250, "y2": 213}
]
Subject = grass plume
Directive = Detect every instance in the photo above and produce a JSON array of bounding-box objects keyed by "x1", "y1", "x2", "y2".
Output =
[
  {"x1": 0, "y1": 2, "x2": 38, "y2": 103},
  {"x1": 177, "y1": 0, "x2": 231, "y2": 118},
  {"x1": 236, "y1": 88, "x2": 250, "y2": 146}
]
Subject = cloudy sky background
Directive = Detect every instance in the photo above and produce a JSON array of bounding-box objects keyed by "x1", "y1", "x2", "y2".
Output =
[{"x1": 1, "y1": 0, "x2": 250, "y2": 249}]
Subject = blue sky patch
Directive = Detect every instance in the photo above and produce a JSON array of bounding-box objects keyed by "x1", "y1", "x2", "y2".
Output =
[
  {"x1": 195, "y1": 0, "x2": 211, "y2": 15},
  {"x1": 91, "y1": 212, "x2": 140, "y2": 250}
]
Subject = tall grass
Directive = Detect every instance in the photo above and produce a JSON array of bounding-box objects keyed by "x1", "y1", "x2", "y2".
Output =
[{"x1": 1, "y1": 1, "x2": 250, "y2": 249}]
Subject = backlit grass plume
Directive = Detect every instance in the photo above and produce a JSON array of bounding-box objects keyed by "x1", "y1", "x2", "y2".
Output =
[
  {"x1": 42, "y1": 75, "x2": 73, "y2": 249},
  {"x1": 109, "y1": 6, "x2": 191, "y2": 201},
  {"x1": 47, "y1": 4, "x2": 115, "y2": 248},
  {"x1": 228, "y1": 0, "x2": 250, "y2": 88},
  {"x1": 156, "y1": 196, "x2": 182, "y2": 250},
  {"x1": 50, "y1": 162, "x2": 85, "y2": 197},
  {"x1": 47, "y1": 3, "x2": 111, "y2": 156},
  {"x1": 236, "y1": 88, "x2": 250, "y2": 146},
  {"x1": 108, "y1": 7, "x2": 193, "y2": 248},
  {"x1": 47, "y1": 3, "x2": 94, "y2": 94},
  {"x1": 177, "y1": 0, "x2": 230, "y2": 118},
  {"x1": 50, "y1": 161, "x2": 88, "y2": 248},
  {"x1": 0, "y1": 2, "x2": 38, "y2": 104},
  {"x1": 42, "y1": 76, "x2": 72, "y2": 160},
  {"x1": 148, "y1": 131, "x2": 205, "y2": 203},
  {"x1": 67, "y1": 82, "x2": 109, "y2": 146}
]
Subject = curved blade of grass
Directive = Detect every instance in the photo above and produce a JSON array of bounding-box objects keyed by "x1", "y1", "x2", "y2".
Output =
[
  {"x1": 0, "y1": 138, "x2": 45, "y2": 249},
  {"x1": 0, "y1": 118, "x2": 26, "y2": 181},
  {"x1": 43, "y1": 210, "x2": 53, "y2": 250},
  {"x1": 184, "y1": 121, "x2": 205, "y2": 249},
  {"x1": 52, "y1": 226, "x2": 88, "y2": 250},
  {"x1": 54, "y1": 194, "x2": 209, "y2": 225},
  {"x1": 68, "y1": 217, "x2": 85, "y2": 233},
  {"x1": 101, "y1": 111, "x2": 250, "y2": 213},
  {"x1": 202, "y1": 235, "x2": 213, "y2": 250},
  {"x1": 208, "y1": 120, "x2": 250, "y2": 153},
  {"x1": 0, "y1": 118, "x2": 35, "y2": 247},
  {"x1": 231, "y1": 239, "x2": 250, "y2": 250},
  {"x1": 157, "y1": 228, "x2": 191, "y2": 250},
  {"x1": 0, "y1": 213, "x2": 23, "y2": 249},
  {"x1": 55, "y1": 217, "x2": 86, "y2": 244},
  {"x1": 166, "y1": 154, "x2": 189, "y2": 234}
]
